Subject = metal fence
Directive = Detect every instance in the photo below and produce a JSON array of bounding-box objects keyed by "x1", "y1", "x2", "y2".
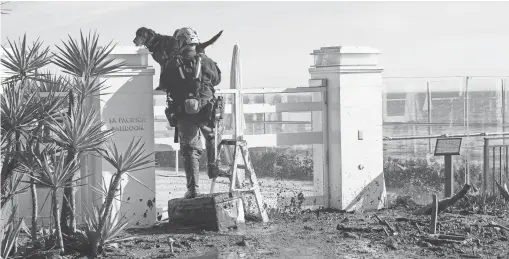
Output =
[
  {"x1": 153, "y1": 87, "x2": 328, "y2": 211},
  {"x1": 382, "y1": 76, "x2": 509, "y2": 203}
]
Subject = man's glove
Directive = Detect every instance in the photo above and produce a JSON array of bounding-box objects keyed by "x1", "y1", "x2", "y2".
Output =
[{"x1": 165, "y1": 107, "x2": 177, "y2": 127}]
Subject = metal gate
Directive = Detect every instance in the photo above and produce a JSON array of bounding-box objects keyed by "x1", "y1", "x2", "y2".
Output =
[{"x1": 483, "y1": 137, "x2": 509, "y2": 195}]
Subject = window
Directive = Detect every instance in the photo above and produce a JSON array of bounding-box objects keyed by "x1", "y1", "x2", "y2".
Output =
[{"x1": 385, "y1": 92, "x2": 406, "y2": 121}]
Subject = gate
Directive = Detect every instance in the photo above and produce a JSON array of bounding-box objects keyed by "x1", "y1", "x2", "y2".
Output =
[{"x1": 483, "y1": 137, "x2": 509, "y2": 195}]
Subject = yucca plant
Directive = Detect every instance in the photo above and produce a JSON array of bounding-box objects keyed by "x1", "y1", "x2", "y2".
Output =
[
  {"x1": 44, "y1": 104, "x2": 113, "y2": 235},
  {"x1": 1, "y1": 205, "x2": 24, "y2": 259},
  {"x1": 0, "y1": 168, "x2": 29, "y2": 210},
  {"x1": 20, "y1": 150, "x2": 82, "y2": 254},
  {"x1": 51, "y1": 30, "x2": 125, "y2": 236},
  {"x1": 1, "y1": 1, "x2": 11, "y2": 15},
  {"x1": 87, "y1": 137, "x2": 154, "y2": 257},
  {"x1": 52, "y1": 30, "x2": 124, "y2": 78},
  {"x1": 0, "y1": 81, "x2": 41, "y2": 202},
  {"x1": 1, "y1": 35, "x2": 54, "y2": 203},
  {"x1": 1, "y1": 34, "x2": 52, "y2": 84}
]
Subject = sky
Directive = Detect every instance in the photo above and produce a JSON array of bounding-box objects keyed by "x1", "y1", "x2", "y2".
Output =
[{"x1": 2, "y1": 1, "x2": 509, "y2": 89}]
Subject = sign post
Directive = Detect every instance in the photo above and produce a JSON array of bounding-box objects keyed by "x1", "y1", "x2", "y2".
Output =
[{"x1": 434, "y1": 138, "x2": 462, "y2": 198}]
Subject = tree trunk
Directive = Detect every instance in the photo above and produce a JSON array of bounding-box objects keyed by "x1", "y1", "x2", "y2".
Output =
[
  {"x1": 52, "y1": 189, "x2": 64, "y2": 254},
  {"x1": 413, "y1": 184, "x2": 471, "y2": 215},
  {"x1": 61, "y1": 91, "x2": 77, "y2": 235},
  {"x1": 29, "y1": 127, "x2": 41, "y2": 247},
  {"x1": 0, "y1": 157, "x2": 16, "y2": 208},
  {"x1": 30, "y1": 172, "x2": 39, "y2": 246},
  {"x1": 91, "y1": 171, "x2": 122, "y2": 257},
  {"x1": 60, "y1": 150, "x2": 77, "y2": 235}
]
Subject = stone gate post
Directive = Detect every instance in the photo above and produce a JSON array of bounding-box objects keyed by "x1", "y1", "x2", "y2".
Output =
[
  {"x1": 82, "y1": 46, "x2": 157, "y2": 227},
  {"x1": 309, "y1": 46, "x2": 387, "y2": 211}
]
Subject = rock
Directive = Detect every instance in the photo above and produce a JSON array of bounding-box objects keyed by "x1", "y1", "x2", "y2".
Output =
[
  {"x1": 417, "y1": 240, "x2": 432, "y2": 248},
  {"x1": 236, "y1": 239, "x2": 250, "y2": 247},
  {"x1": 395, "y1": 195, "x2": 419, "y2": 208},
  {"x1": 386, "y1": 237, "x2": 398, "y2": 250},
  {"x1": 188, "y1": 236, "x2": 201, "y2": 242},
  {"x1": 167, "y1": 192, "x2": 246, "y2": 231},
  {"x1": 341, "y1": 217, "x2": 349, "y2": 223},
  {"x1": 343, "y1": 232, "x2": 360, "y2": 239}
]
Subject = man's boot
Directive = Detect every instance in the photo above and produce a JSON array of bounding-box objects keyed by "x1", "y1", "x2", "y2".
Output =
[
  {"x1": 205, "y1": 123, "x2": 224, "y2": 179},
  {"x1": 206, "y1": 138, "x2": 219, "y2": 179},
  {"x1": 183, "y1": 147, "x2": 202, "y2": 198}
]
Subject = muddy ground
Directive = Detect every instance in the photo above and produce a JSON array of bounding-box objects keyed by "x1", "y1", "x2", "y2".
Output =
[
  {"x1": 14, "y1": 192, "x2": 509, "y2": 259},
  {"x1": 89, "y1": 195, "x2": 509, "y2": 259}
]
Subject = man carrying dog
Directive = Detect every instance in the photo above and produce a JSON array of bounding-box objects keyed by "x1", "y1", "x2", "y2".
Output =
[{"x1": 160, "y1": 27, "x2": 224, "y2": 198}]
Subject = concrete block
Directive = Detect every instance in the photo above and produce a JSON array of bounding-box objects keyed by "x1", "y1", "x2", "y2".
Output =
[{"x1": 167, "y1": 192, "x2": 245, "y2": 231}]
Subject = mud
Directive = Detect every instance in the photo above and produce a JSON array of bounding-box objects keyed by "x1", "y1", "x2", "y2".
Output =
[
  {"x1": 86, "y1": 207, "x2": 509, "y2": 258},
  {"x1": 14, "y1": 195, "x2": 509, "y2": 259}
]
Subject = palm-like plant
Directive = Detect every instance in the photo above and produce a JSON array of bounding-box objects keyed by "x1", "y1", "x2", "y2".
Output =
[
  {"x1": 1, "y1": 1, "x2": 11, "y2": 15},
  {"x1": 53, "y1": 30, "x2": 124, "y2": 78},
  {"x1": 0, "y1": 168, "x2": 29, "y2": 209},
  {"x1": 45, "y1": 104, "x2": 113, "y2": 234},
  {"x1": 0, "y1": 81, "x2": 41, "y2": 201},
  {"x1": 20, "y1": 150, "x2": 82, "y2": 254},
  {"x1": 1, "y1": 36, "x2": 55, "y2": 201},
  {"x1": 1, "y1": 206, "x2": 24, "y2": 259},
  {"x1": 87, "y1": 138, "x2": 154, "y2": 257},
  {"x1": 1, "y1": 35, "x2": 62, "y2": 257},
  {"x1": 51, "y1": 30, "x2": 125, "y2": 235},
  {"x1": 1, "y1": 35, "x2": 52, "y2": 83}
]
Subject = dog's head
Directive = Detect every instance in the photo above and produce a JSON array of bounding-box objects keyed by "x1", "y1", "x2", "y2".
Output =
[{"x1": 133, "y1": 27, "x2": 156, "y2": 47}]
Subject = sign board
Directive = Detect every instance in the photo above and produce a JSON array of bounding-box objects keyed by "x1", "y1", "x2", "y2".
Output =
[{"x1": 434, "y1": 138, "x2": 462, "y2": 156}]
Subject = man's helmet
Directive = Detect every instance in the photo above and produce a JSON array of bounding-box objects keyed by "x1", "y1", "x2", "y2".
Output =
[{"x1": 174, "y1": 27, "x2": 200, "y2": 46}]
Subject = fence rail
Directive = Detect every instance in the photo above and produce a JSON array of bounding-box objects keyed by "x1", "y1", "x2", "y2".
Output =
[{"x1": 153, "y1": 87, "x2": 327, "y2": 151}]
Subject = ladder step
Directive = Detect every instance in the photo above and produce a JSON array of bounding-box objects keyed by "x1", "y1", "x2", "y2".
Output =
[
  {"x1": 215, "y1": 164, "x2": 247, "y2": 177},
  {"x1": 220, "y1": 139, "x2": 247, "y2": 146},
  {"x1": 211, "y1": 139, "x2": 269, "y2": 223}
]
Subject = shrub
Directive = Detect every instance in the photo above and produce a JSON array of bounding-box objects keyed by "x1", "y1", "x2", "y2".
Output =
[
  {"x1": 155, "y1": 146, "x2": 314, "y2": 181},
  {"x1": 384, "y1": 157, "x2": 483, "y2": 191}
]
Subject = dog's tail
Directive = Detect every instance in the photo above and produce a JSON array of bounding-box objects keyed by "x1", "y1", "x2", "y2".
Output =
[{"x1": 197, "y1": 30, "x2": 223, "y2": 52}]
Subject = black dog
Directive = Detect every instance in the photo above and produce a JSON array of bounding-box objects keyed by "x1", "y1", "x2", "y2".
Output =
[{"x1": 133, "y1": 27, "x2": 223, "y2": 67}]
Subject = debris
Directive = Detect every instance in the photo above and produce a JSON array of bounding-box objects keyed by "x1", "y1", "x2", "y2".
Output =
[
  {"x1": 417, "y1": 240, "x2": 432, "y2": 247},
  {"x1": 236, "y1": 239, "x2": 250, "y2": 246},
  {"x1": 430, "y1": 194, "x2": 438, "y2": 234},
  {"x1": 394, "y1": 195, "x2": 419, "y2": 208},
  {"x1": 484, "y1": 222, "x2": 509, "y2": 232},
  {"x1": 429, "y1": 234, "x2": 468, "y2": 241},
  {"x1": 336, "y1": 224, "x2": 384, "y2": 233},
  {"x1": 421, "y1": 237, "x2": 464, "y2": 246},
  {"x1": 413, "y1": 184, "x2": 471, "y2": 215},
  {"x1": 373, "y1": 214, "x2": 397, "y2": 236},
  {"x1": 168, "y1": 238, "x2": 175, "y2": 253},
  {"x1": 385, "y1": 237, "x2": 398, "y2": 250},
  {"x1": 188, "y1": 236, "x2": 201, "y2": 242},
  {"x1": 495, "y1": 181, "x2": 509, "y2": 202},
  {"x1": 420, "y1": 234, "x2": 468, "y2": 246},
  {"x1": 304, "y1": 226, "x2": 313, "y2": 230},
  {"x1": 343, "y1": 232, "x2": 360, "y2": 239}
]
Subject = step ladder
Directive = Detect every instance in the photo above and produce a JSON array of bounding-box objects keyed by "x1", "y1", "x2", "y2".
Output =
[{"x1": 209, "y1": 139, "x2": 269, "y2": 222}]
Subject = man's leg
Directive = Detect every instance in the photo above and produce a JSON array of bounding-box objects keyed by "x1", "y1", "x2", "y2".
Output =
[
  {"x1": 201, "y1": 120, "x2": 225, "y2": 179},
  {"x1": 177, "y1": 115, "x2": 203, "y2": 198}
]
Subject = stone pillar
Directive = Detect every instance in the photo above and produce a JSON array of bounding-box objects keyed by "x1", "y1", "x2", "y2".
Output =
[
  {"x1": 84, "y1": 46, "x2": 156, "y2": 227},
  {"x1": 309, "y1": 46, "x2": 387, "y2": 211}
]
